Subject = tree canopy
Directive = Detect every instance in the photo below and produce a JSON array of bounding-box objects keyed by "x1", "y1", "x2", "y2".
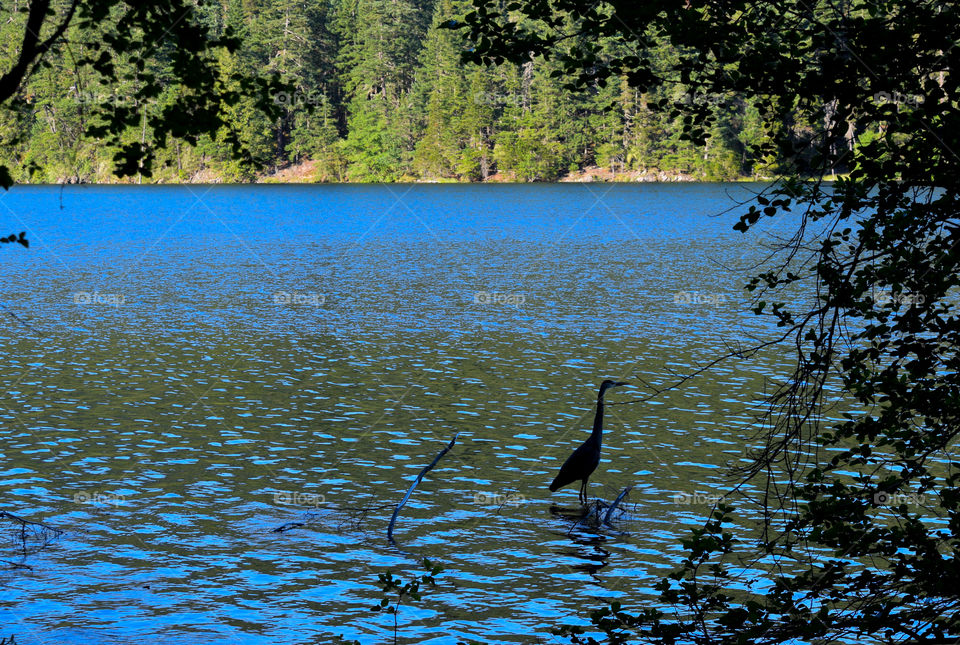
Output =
[
  {"x1": 454, "y1": 1, "x2": 960, "y2": 643},
  {"x1": 0, "y1": 0, "x2": 285, "y2": 186},
  {"x1": 3, "y1": 0, "x2": 799, "y2": 184}
]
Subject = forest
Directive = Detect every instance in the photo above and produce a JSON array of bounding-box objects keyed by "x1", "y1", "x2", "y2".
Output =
[{"x1": 0, "y1": 0, "x2": 800, "y2": 184}]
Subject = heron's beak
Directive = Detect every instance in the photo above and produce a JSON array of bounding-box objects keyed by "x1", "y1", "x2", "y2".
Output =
[{"x1": 613, "y1": 381, "x2": 630, "y2": 387}]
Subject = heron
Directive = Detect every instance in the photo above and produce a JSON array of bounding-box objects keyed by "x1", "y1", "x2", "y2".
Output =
[{"x1": 549, "y1": 379, "x2": 629, "y2": 504}]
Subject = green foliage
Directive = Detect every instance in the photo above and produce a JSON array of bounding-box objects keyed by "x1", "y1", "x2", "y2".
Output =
[
  {"x1": 368, "y1": 558, "x2": 444, "y2": 645},
  {"x1": 0, "y1": 0, "x2": 288, "y2": 185},
  {"x1": 0, "y1": 231, "x2": 28, "y2": 248},
  {"x1": 0, "y1": 0, "x2": 788, "y2": 184}
]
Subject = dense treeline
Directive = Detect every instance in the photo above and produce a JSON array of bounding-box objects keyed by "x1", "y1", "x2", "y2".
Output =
[{"x1": 0, "y1": 0, "x2": 789, "y2": 183}]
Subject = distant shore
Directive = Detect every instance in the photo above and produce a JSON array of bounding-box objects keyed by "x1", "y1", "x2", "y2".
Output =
[
  {"x1": 12, "y1": 160, "x2": 777, "y2": 186},
  {"x1": 264, "y1": 160, "x2": 766, "y2": 184}
]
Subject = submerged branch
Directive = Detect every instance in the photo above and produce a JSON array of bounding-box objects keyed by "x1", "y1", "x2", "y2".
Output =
[
  {"x1": 603, "y1": 485, "x2": 634, "y2": 526},
  {"x1": 387, "y1": 432, "x2": 460, "y2": 543},
  {"x1": 0, "y1": 509, "x2": 63, "y2": 563},
  {"x1": 269, "y1": 503, "x2": 396, "y2": 534}
]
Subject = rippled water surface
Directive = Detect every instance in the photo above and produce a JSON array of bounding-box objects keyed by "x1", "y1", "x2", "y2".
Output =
[{"x1": 0, "y1": 183, "x2": 798, "y2": 644}]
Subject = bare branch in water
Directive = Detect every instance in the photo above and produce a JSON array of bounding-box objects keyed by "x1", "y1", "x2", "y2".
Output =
[
  {"x1": 603, "y1": 485, "x2": 634, "y2": 526},
  {"x1": 0, "y1": 510, "x2": 63, "y2": 567},
  {"x1": 268, "y1": 503, "x2": 397, "y2": 534},
  {"x1": 387, "y1": 432, "x2": 460, "y2": 543}
]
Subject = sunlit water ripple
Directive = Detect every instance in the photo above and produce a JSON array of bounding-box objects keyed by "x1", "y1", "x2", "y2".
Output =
[{"x1": 0, "y1": 183, "x2": 800, "y2": 643}]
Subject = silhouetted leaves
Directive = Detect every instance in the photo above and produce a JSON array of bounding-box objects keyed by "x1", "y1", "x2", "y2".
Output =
[
  {"x1": 460, "y1": 1, "x2": 960, "y2": 643},
  {"x1": 0, "y1": 0, "x2": 291, "y2": 186},
  {"x1": 370, "y1": 559, "x2": 445, "y2": 642},
  {"x1": 0, "y1": 232, "x2": 27, "y2": 248}
]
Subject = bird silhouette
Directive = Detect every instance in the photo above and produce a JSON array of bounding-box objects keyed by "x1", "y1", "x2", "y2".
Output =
[{"x1": 549, "y1": 379, "x2": 629, "y2": 504}]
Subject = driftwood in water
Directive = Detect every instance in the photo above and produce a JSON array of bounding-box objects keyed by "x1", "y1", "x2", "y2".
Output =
[
  {"x1": 387, "y1": 432, "x2": 460, "y2": 543},
  {"x1": 268, "y1": 503, "x2": 395, "y2": 534},
  {"x1": 271, "y1": 522, "x2": 304, "y2": 534},
  {"x1": 603, "y1": 484, "x2": 634, "y2": 525},
  {"x1": 566, "y1": 484, "x2": 636, "y2": 535}
]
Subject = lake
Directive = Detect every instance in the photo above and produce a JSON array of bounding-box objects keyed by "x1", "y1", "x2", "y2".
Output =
[{"x1": 0, "y1": 183, "x2": 797, "y2": 644}]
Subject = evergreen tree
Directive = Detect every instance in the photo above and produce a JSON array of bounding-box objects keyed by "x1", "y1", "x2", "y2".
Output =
[
  {"x1": 0, "y1": 0, "x2": 784, "y2": 183},
  {"x1": 334, "y1": 0, "x2": 432, "y2": 181}
]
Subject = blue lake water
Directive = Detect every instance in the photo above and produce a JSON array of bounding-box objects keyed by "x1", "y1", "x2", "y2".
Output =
[{"x1": 0, "y1": 183, "x2": 798, "y2": 644}]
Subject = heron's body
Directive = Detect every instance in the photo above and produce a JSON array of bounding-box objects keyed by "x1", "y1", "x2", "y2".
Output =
[{"x1": 549, "y1": 379, "x2": 627, "y2": 504}]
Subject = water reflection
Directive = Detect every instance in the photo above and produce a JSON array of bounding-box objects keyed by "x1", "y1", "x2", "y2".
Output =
[{"x1": 550, "y1": 504, "x2": 613, "y2": 580}]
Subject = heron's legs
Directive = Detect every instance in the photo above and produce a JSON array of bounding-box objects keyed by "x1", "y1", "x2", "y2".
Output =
[{"x1": 579, "y1": 477, "x2": 589, "y2": 504}]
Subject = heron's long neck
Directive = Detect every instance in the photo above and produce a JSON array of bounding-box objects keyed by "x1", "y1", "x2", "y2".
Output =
[{"x1": 591, "y1": 392, "x2": 606, "y2": 443}]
